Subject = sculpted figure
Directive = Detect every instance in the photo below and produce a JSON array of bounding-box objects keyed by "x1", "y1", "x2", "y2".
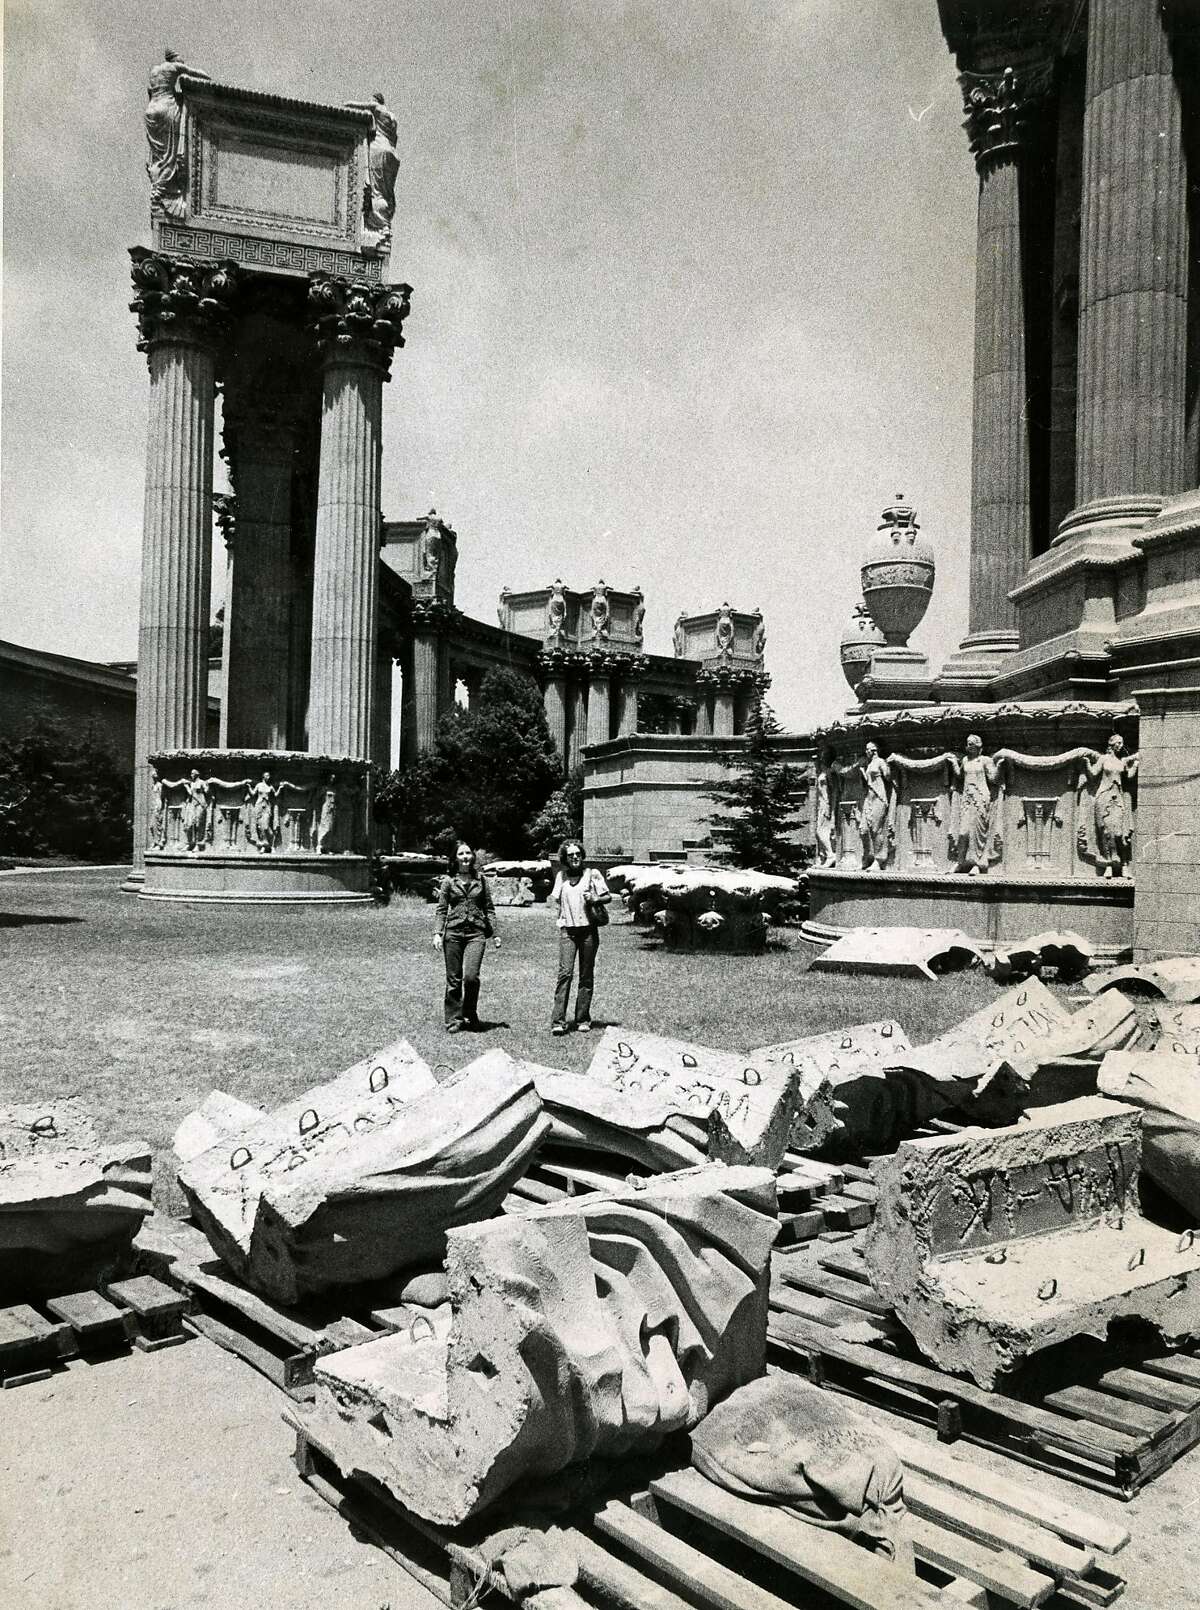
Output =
[
  {"x1": 590, "y1": 581, "x2": 611, "y2": 641},
  {"x1": 751, "y1": 611, "x2": 767, "y2": 659},
  {"x1": 145, "y1": 49, "x2": 208, "y2": 220},
  {"x1": 1082, "y1": 735, "x2": 1137, "y2": 878},
  {"x1": 632, "y1": 589, "x2": 645, "y2": 643},
  {"x1": 814, "y1": 749, "x2": 840, "y2": 868},
  {"x1": 315, "y1": 775, "x2": 340, "y2": 854},
  {"x1": 177, "y1": 770, "x2": 212, "y2": 853},
  {"x1": 546, "y1": 579, "x2": 568, "y2": 644},
  {"x1": 419, "y1": 511, "x2": 444, "y2": 586},
  {"x1": 673, "y1": 612, "x2": 687, "y2": 658},
  {"x1": 950, "y1": 734, "x2": 1001, "y2": 875},
  {"x1": 856, "y1": 743, "x2": 892, "y2": 871},
  {"x1": 363, "y1": 92, "x2": 400, "y2": 247},
  {"x1": 715, "y1": 602, "x2": 735, "y2": 655},
  {"x1": 148, "y1": 767, "x2": 169, "y2": 850},
  {"x1": 245, "y1": 772, "x2": 306, "y2": 854}
]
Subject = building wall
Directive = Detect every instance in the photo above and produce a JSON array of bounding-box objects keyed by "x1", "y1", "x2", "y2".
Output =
[{"x1": 583, "y1": 733, "x2": 813, "y2": 861}]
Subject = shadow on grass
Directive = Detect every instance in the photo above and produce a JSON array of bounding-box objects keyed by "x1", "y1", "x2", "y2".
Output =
[{"x1": 0, "y1": 913, "x2": 85, "y2": 928}]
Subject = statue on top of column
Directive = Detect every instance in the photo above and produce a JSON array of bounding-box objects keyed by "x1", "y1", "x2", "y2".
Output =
[
  {"x1": 362, "y1": 91, "x2": 400, "y2": 252},
  {"x1": 632, "y1": 588, "x2": 645, "y2": 644},
  {"x1": 673, "y1": 613, "x2": 687, "y2": 658},
  {"x1": 545, "y1": 580, "x2": 568, "y2": 645},
  {"x1": 751, "y1": 610, "x2": 766, "y2": 660},
  {"x1": 145, "y1": 48, "x2": 209, "y2": 220},
  {"x1": 590, "y1": 581, "x2": 611, "y2": 641},
  {"x1": 715, "y1": 603, "x2": 735, "y2": 656}
]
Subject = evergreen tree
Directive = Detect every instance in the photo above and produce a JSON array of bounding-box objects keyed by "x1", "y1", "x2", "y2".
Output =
[
  {"x1": 527, "y1": 764, "x2": 584, "y2": 856},
  {"x1": 377, "y1": 669, "x2": 563, "y2": 856},
  {"x1": 0, "y1": 715, "x2": 133, "y2": 860},
  {"x1": 704, "y1": 698, "x2": 807, "y2": 875}
]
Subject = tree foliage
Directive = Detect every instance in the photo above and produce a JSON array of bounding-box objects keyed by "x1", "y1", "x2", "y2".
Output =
[
  {"x1": 704, "y1": 698, "x2": 807, "y2": 875},
  {"x1": 0, "y1": 714, "x2": 133, "y2": 860},
  {"x1": 376, "y1": 669, "x2": 563, "y2": 856},
  {"x1": 527, "y1": 764, "x2": 585, "y2": 857}
]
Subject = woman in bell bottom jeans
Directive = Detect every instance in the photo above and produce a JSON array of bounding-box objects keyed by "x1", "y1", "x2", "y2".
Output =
[
  {"x1": 433, "y1": 842, "x2": 500, "y2": 1033},
  {"x1": 550, "y1": 840, "x2": 611, "y2": 1035}
]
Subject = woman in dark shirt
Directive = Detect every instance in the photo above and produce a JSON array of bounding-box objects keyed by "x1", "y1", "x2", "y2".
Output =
[{"x1": 433, "y1": 842, "x2": 500, "y2": 1033}]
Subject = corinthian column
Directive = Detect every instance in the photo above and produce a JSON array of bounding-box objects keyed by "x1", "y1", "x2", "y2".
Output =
[
  {"x1": 1075, "y1": 0, "x2": 1189, "y2": 504},
  {"x1": 306, "y1": 276, "x2": 412, "y2": 758},
  {"x1": 586, "y1": 661, "x2": 612, "y2": 748},
  {"x1": 961, "y1": 66, "x2": 1039, "y2": 653},
  {"x1": 128, "y1": 249, "x2": 238, "y2": 868}
]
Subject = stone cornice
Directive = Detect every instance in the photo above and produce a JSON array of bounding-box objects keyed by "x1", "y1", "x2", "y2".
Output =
[
  {"x1": 307, "y1": 274, "x2": 413, "y2": 374},
  {"x1": 129, "y1": 247, "x2": 240, "y2": 353},
  {"x1": 813, "y1": 698, "x2": 1138, "y2": 744}
]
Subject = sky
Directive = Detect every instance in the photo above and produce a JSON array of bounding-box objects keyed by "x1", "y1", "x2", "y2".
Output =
[{"x1": 1, "y1": 0, "x2": 978, "y2": 727}]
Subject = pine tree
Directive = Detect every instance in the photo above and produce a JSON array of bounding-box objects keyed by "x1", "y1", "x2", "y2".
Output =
[{"x1": 704, "y1": 698, "x2": 806, "y2": 875}]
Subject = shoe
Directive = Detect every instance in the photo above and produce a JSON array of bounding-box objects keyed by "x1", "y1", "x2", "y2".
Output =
[
  {"x1": 446, "y1": 1022, "x2": 462, "y2": 1034},
  {"x1": 575, "y1": 1020, "x2": 592, "y2": 1033},
  {"x1": 551, "y1": 1023, "x2": 566, "y2": 1036}
]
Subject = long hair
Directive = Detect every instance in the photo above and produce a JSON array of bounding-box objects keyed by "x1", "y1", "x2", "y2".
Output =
[
  {"x1": 448, "y1": 841, "x2": 478, "y2": 875},
  {"x1": 558, "y1": 839, "x2": 585, "y2": 867}
]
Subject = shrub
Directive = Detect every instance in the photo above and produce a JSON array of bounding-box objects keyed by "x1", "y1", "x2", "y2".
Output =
[{"x1": 0, "y1": 714, "x2": 133, "y2": 860}]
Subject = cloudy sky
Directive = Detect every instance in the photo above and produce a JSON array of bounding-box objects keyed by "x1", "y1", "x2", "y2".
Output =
[{"x1": 2, "y1": 0, "x2": 977, "y2": 726}]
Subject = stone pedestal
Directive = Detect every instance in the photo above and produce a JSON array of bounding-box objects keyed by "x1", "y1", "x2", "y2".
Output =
[
  {"x1": 306, "y1": 277, "x2": 411, "y2": 759},
  {"x1": 127, "y1": 251, "x2": 237, "y2": 874}
]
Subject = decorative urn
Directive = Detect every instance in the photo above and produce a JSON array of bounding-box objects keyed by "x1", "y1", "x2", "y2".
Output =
[
  {"x1": 839, "y1": 601, "x2": 885, "y2": 693},
  {"x1": 860, "y1": 493, "x2": 935, "y2": 646}
]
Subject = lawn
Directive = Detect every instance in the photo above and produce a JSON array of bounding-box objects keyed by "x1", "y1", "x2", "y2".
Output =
[{"x1": 0, "y1": 869, "x2": 998, "y2": 1203}]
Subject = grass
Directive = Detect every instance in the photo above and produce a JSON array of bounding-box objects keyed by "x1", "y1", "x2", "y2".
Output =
[{"x1": 0, "y1": 870, "x2": 998, "y2": 1203}]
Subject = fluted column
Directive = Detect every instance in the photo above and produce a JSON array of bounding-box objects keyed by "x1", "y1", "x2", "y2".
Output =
[
  {"x1": 306, "y1": 276, "x2": 411, "y2": 758},
  {"x1": 616, "y1": 661, "x2": 647, "y2": 737},
  {"x1": 128, "y1": 250, "x2": 237, "y2": 867},
  {"x1": 568, "y1": 683, "x2": 587, "y2": 771},
  {"x1": 221, "y1": 414, "x2": 294, "y2": 749},
  {"x1": 410, "y1": 608, "x2": 450, "y2": 756},
  {"x1": 1075, "y1": 0, "x2": 1189, "y2": 504},
  {"x1": 960, "y1": 67, "x2": 1040, "y2": 648},
  {"x1": 540, "y1": 653, "x2": 569, "y2": 762},
  {"x1": 373, "y1": 630, "x2": 396, "y2": 770},
  {"x1": 586, "y1": 663, "x2": 611, "y2": 748}
]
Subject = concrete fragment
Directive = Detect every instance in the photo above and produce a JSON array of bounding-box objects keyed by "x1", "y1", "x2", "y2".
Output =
[
  {"x1": 1148, "y1": 1004, "x2": 1200, "y2": 1058},
  {"x1": 0, "y1": 1105, "x2": 152, "y2": 1296},
  {"x1": 988, "y1": 930, "x2": 1095, "y2": 984},
  {"x1": 752, "y1": 1021, "x2": 911, "y2": 1153},
  {"x1": 1087, "y1": 956, "x2": 1200, "y2": 1004},
  {"x1": 173, "y1": 1091, "x2": 263, "y2": 1164},
  {"x1": 177, "y1": 1039, "x2": 549, "y2": 1303},
  {"x1": 864, "y1": 1096, "x2": 1200, "y2": 1387},
  {"x1": 1099, "y1": 1050, "x2": 1200, "y2": 1219},
  {"x1": 811, "y1": 927, "x2": 985, "y2": 979},
  {"x1": 308, "y1": 1164, "x2": 778, "y2": 1525}
]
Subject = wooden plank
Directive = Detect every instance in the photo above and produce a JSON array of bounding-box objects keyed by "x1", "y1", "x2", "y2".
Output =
[
  {"x1": 1139, "y1": 1351, "x2": 1200, "y2": 1387},
  {"x1": 508, "y1": 1175, "x2": 567, "y2": 1205},
  {"x1": 591, "y1": 1499, "x2": 799, "y2": 1610},
  {"x1": 841, "y1": 1180, "x2": 880, "y2": 1204},
  {"x1": 816, "y1": 1245, "x2": 873, "y2": 1284},
  {"x1": 44, "y1": 1291, "x2": 129, "y2": 1338},
  {"x1": 770, "y1": 1285, "x2": 880, "y2": 1330},
  {"x1": 775, "y1": 1210, "x2": 825, "y2": 1246},
  {"x1": 768, "y1": 1311, "x2": 1138, "y2": 1465},
  {"x1": 1095, "y1": 1365, "x2": 1200, "y2": 1414},
  {"x1": 1041, "y1": 1385, "x2": 1178, "y2": 1442},
  {"x1": 903, "y1": 1471, "x2": 1094, "y2": 1579},
  {"x1": 569, "y1": 1528, "x2": 697, "y2": 1610},
  {"x1": 535, "y1": 1158, "x2": 627, "y2": 1194},
  {"x1": 0, "y1": 1304, "x2": 60, "y2": 1358},
  {"x1": 819, "y1": 1195, "x2": 875, "y2": 1231},
  {"x1": 909, "y1": 1515, "x2": 1055, "y2": 1607},
  {"x1": 650, "y1": 1468, "x2": 946, "y2": 1610},
  {"x1": 303, "y1": 1466, "x2": 452, "y2": 1605},
  {"x1": 104, "y1": 1275, "x2": 190, "y2": 1321},
  {"x1": 782, "y1": 1154, "x2": 844, "y2": 1186},
  {"x1": 183, "y1": 1311, "x2": 313, "y2": 1399},
  {"x1": 861, "y1": 1421, "x2": 1131, "y2": 1555},
  {"x1": 781, "y1": 1265, "x2": 892, "y2": 1317},
  {"x1": 186, "y1": 1268, "x2": 323, "y2": 1351}
]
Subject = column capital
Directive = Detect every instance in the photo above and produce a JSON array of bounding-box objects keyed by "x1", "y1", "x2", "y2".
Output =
[
  {"x1": 959, "y1": 64, "x2": 1049, "y2": 172},
  {"x1": 129, "y1": 247, "x2": 239, "y2": 353},
  {"x1": 695, "y1": 664, "x2": 771, "y2": 694},
  {"x1": 212, "y1": 492, "x2": 237, "y2": 548},
  {"x1": 307, "y1": 274, "x2": 412, "y2": 375},
  {"x1": 409, "y1": 598, "x2": 460, "y2": 637}
]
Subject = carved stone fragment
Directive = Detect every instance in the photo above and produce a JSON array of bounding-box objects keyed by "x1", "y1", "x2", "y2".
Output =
[
  {"x1": 1099, "y1": 1050, "x2": 1200, "y2": 1220},
  {"x1": 177, "y1": 1039, "x2": 549, "y2": 1303},
  {"x1": 0, "y1": 1104, "x2": 152, "y2": 1296},
  {"x1": 307, "y1": 1165, "x2": 778, "y2": 1525},
  {"x1": 1088, "y1": 957, "x2": 1200, "y2": 1005},
  {"x1": 752, "y1": 1020, "x2": 912, "y2": 1154},
  {"x1": 864, "y1": 1097, "x2": 1200, "y2": 1387},
  {"x1": 811, "y1": 927, "x2": 985, "y2": 979}
]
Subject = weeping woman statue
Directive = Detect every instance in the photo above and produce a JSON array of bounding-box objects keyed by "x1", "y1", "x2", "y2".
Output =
[{"x1": 144, "y1": 49, "x2": 209, "y2": 220}]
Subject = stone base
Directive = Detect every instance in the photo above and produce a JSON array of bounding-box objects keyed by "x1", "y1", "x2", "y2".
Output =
[
  {"x1": 803, "y1": 868, "x2": 1133, "y2": 963},
  {"x1": 857, "y1": 645, "x2": 935, "y2": 710},
  {"x1": 140, "y1": 852, "x2": 373, "y2": 904}
]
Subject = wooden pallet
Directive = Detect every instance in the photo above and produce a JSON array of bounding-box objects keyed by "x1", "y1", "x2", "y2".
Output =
[
  {"x1": 769, "y1": 1235, "x2": 1200, "y2": 1500},
  {"x1": 0, "y1": 1275, "x2": 189, "y2": 1387},
  {"x1": 288, "y1": 1414, "x2": 1128, "y2": 1610}
]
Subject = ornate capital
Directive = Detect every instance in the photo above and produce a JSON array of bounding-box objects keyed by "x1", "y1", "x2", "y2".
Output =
[
  {"x1": 695, "y1": 664, "x2": 770, "y2": 693},
  {"x1": 129, "y1": 247, "x2": 239, "y2": 352},
  {"x1": 307, "y1": 274, "x2": 412, "y2": 374},
  {"x1": 212, "y1": 493, "x2": 237, "y2": 548},
  {"x1": 409, "y1": 598, "x2": 459, "y2": 636},
  {"x1": 960, "y1": 66, "x2": 1045, "y2": 172}
]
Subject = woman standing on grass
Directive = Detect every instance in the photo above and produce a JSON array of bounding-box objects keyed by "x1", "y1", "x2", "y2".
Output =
[
  {"x1": 550, "y1": 840, "x2": 611, "y2": 1036},
  {"x1": 433, "y1": 843, "x2": 500, "y2": 1033}
]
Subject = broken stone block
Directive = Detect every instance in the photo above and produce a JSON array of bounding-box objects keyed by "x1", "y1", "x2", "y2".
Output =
[
  {"x1": 864, "y1": 1096, "x2": 1200, "y2": 1388},
  {"x1": 0, "y1": 1104, "x2": 152, "y2": 1297},
  {"x1": 752, "y1": 1021, "x2": 911, "y2": 1154},
  {"x1": 988, "y1": 930, "x2": 1094, "y2": 984},
  {"x1": 1099, "y1": 1050, "x2": 1200, "y2": 1220},
  {"x1": 177, "y1": 1039, "x2": 549, "y2": 1304},
  {"x1": 463, "y1": 1036, "x2": 796, "y2": 1174},
  {"x1": 307, "y1": 1164, "x2": 778, "y2": 1525},
  {"x1": 1087, "y1": 956, "x2": 1200, "y2": 1004},
  {"x1": 811, "y1": 927, "x2": 985, "y2": 979},
  {"x1": 1148, "y1": 1005, "x2": 1200, "y2": 1058},
  {"x1": 173, "y1": 1090, "x2": 263, "y2": 1164}
]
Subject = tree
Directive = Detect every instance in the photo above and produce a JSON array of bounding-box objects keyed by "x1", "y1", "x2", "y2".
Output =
[
  {"x1": 704, "y1": 698, "x2": 807, "y2": 875},
  {"x1": 0, "y1": 714, "x2": 133, "y2": 860},
  {"x1": 377, "y1": 669, "x2": 563, "y2": 856},
  {"x1": 527, "y1": 764, "x2": 584, "y2": 856}
]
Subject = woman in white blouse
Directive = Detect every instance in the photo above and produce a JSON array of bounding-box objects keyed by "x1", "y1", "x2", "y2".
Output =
[{"x1": 549, "y1": 840, "x2": 611, "y2": 1035}]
